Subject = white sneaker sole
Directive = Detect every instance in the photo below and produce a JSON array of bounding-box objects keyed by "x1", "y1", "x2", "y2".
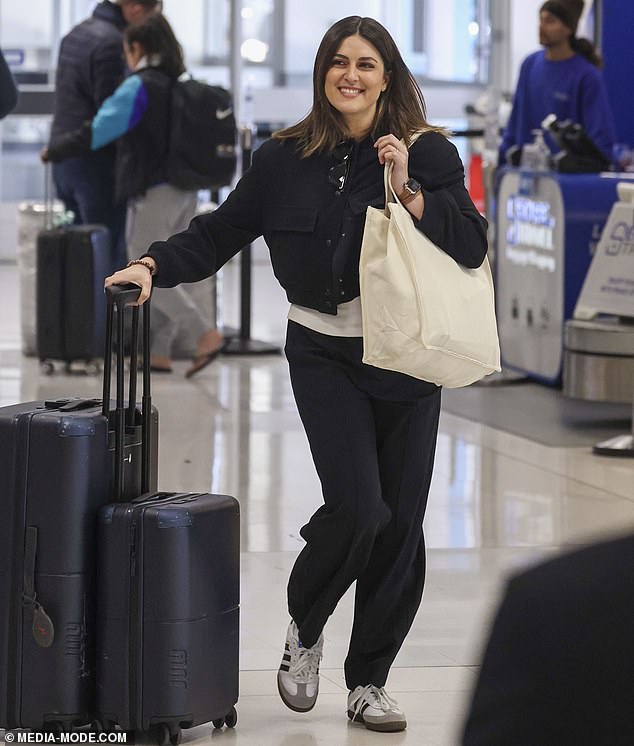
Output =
[
  {"x1": 277, "y1": 670, "x2": 318, "y2": 713},
  {"x1": 347, "y1": 709, "x2": 407, "y2": 732}
]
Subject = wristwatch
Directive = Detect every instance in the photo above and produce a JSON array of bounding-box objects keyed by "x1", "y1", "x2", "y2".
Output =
[{"x1": 398, "y1": 177, "x2": 421, "y2": 205}]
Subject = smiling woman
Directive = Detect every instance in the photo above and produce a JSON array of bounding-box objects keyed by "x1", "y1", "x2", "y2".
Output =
[{"x1": 103, "y1": 15, "x2": 488, "y2": 735}]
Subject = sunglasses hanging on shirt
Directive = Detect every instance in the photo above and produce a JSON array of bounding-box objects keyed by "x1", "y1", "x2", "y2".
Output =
[{"x1": 328, "y1": 140, "x2": 353, "y2": 191}]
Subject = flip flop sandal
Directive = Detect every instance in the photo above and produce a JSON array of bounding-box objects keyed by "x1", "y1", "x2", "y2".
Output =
[{"x1": 185, "y1": 341, "x2": 227, "y2": 378}]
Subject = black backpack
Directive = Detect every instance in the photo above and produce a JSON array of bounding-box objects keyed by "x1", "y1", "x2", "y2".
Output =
[{"x1": 166, "y1": 78, "x2": 238, "y2": 190}]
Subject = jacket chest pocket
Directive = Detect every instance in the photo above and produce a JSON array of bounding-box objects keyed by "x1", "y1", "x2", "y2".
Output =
[{"x1": 263, "y1": 208, "x2": 319, "y2": 288}]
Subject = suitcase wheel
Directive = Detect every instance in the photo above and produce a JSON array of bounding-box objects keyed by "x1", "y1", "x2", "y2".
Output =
[
  {"x1": 225, "y1": 707, "x2": 238, "y2": 728},
  {"x1": 213, "y1": 707, "x2": 237, "y2": 730},
  {"x1": 99, "y1": 719, "x2": 116, "y2": 733},
  {"x1": 151, "y1": 723, "x2": 181, "y2": 746},
  {"x1": 44, "y1": 721, "x2": 70, "y2": 736}
]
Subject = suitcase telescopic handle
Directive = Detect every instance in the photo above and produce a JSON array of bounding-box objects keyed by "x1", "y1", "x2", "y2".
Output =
[
  {"x1": 44, "y1": 162, "x2": 53, "y2": 230},
  {"x1": 104, "y1": 283, "x2": 145, "y2": 307},
  {"x1": 102, "y1": 284, "x2": 152, "y2": 501}
]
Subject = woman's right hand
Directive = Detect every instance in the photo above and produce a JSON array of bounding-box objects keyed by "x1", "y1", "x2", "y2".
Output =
[{"x1": 104, "y1": 260, "x2": 155, "y2": 305}]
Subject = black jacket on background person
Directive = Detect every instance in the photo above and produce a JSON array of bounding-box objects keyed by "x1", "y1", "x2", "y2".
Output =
[
  {"x1": 146, "y1": 131, "x2": 488, "y2": 314},
  {"x1": 0, "y1": 50, "x2": 18, "y2": 119},
  {"x1": 50, "y1": 1, "x2": 126, "y2": 141},
  {"x1": 462, "y1": 532, "x2": 634, "y2": 746},
  {"x1": 46, "y1": 66, "x2": 172, "y2": 204}
]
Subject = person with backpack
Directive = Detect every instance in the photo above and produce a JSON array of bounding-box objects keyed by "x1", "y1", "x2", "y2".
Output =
[
  {"x1": 105, "y1": 15, "x2": 487, "y2": 732},
  {"x1": 48, "y1": 0, "x2": 161, "y2": 276},
  {"x1": 42, "y1": 13, "x2": 225, "y2": 377}
]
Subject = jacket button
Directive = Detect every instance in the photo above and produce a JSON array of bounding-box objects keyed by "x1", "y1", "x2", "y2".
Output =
[
  {"x1": 326, "y1": 239, "x2": 332, "y2": 247},
  {"x1": 325, "y1": 288, "x2": 331, "y2": 296},
  {"x1": 338, "y1": 278, "x2": 343, "y2": 284}
]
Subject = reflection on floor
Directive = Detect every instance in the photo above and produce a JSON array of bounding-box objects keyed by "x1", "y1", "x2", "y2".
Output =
[{"x1": 1, "y1": 258, "x2": 633, "y2": 745}]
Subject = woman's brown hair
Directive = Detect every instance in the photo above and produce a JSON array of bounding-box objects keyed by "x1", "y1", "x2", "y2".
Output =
[
  {"x1": 124, "y1": 13, "x2": 185, "y2": 80},
  {"x1": 273, "y1": 16, "x2": 442, "y2": 157}
]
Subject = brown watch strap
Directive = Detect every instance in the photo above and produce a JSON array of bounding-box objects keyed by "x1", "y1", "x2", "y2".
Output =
[{"x1": 399, "y1": 187, "x2": 420, "y2": 205}]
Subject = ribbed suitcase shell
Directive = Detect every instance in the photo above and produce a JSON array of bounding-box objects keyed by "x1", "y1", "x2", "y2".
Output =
[
  {"x1": 36, "y1": 225, "x2": 110, "y2": 363},
  {"x1": 97, "y1": 492, "x2": 240, "y2": 736},
  {"x1": 0, "y1": 400, "x2": 157, "y2": 731},
  {"x1": 0, "y1": 404, "x2": 108, "y2": 729},
  {"x1": 0, "y1": 286, "x2": 157, "y2": 731},
  {"x1": 0, "y1": 400, "x2": 158, "y2": 730}
]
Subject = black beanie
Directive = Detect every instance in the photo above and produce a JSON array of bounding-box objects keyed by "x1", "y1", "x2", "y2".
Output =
[{"x1": 540, "y1": 0, "x2": 584, "y2": 36}]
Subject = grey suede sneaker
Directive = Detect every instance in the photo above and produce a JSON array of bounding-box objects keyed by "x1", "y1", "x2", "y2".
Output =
[
  {"x1": 277, "y1": 621, "x2": 324, "y2": 712},
  {"x1": 347, "y1": 685, "x2": 407, "y2": 732}
]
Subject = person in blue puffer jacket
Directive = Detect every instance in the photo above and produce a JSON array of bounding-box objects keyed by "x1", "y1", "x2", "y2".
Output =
[{"x1": 44, "y1": 13, "x2": 224, "y2": 377}]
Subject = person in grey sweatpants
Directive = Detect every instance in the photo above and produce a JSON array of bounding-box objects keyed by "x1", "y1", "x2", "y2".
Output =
[{"x1": 126, "y1": 183, "x2": 219, "y2": 371}]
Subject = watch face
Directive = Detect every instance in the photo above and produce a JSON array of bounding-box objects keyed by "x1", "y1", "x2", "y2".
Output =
[{"x1": 405, "y1": 178, "x2": 421, "y2": 194}]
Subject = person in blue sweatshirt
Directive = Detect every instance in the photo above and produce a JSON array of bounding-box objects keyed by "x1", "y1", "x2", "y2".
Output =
[{"x1": 498, "y1": 0, "x2": 616, "y2": 166}]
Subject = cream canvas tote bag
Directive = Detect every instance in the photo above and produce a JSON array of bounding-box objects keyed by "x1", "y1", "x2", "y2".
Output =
[{"x1": 359, "y1": 135, "x2": 501, "y2": 388}]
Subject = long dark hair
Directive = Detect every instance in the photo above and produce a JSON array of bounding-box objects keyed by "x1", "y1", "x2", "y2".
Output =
[
  {"x1": 124, "y1": 13, "x2": 186, "y2": 80},
  {"x1": 571, "y1": 36, "x2": 603, "y2": 67},
  {"x1": 273, "y1": 16, "x2": 441, "y2": 156}
]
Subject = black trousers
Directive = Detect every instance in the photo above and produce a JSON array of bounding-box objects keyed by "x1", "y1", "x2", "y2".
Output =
[{"x1": 284, "y1": 321, "x2": 441, "y2": 690}]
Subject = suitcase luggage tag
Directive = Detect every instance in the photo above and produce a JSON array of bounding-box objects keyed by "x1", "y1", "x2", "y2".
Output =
[{"x1": 22, "y1": 526, "x2": 55, "y2": 648}]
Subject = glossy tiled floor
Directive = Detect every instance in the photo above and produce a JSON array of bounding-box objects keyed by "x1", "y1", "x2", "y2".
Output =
[{"x1": 2, "y1": 256, "x2": 634, "y2": 746}]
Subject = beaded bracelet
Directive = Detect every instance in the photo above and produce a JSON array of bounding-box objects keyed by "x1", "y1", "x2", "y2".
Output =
[{"x1": 126, "y1": 259, "x2": 156, "y2": 276}]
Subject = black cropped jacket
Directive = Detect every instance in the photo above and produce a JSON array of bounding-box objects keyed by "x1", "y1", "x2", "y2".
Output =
[{"x1": 147, "y1": 131, "x2": 488, "y2": 315}]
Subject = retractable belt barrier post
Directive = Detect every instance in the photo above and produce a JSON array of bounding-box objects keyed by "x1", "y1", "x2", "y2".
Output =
[{"x1": 223, "y1": 127, "x2": 281, "y2": 356}]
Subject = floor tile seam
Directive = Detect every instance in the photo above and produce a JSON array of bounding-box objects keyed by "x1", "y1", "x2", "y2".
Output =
[
  {"x1": 468, "y1": 440, "x2": 634, "y2": 501},
  {"x1": 238, "y1": 666, "x2": 475, "y2": 689},
  {"x1": 439, "y1": 410, "x2": 632, "y2": 459},
  {"x1": 539, "y1": 467, "x2": 634, "y2": 504},
  {"x1": 314, "y1": 672, "x2": 347, "y2": 691}
]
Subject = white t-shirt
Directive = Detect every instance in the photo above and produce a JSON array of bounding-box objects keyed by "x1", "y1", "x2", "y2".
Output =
[{"x1": 287, "y1": 297, "x2": 362, "y2": 337}]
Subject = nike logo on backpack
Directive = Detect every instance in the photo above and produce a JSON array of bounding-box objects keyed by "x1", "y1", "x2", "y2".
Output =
[{"x1": 216, "y1": 107, "x2": 233, "y2": 120}]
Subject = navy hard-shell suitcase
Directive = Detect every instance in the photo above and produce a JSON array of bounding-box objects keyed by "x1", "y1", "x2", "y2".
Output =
[
  {"x1": 0, "y1": 287, "x2": 157, "y2": 732},
  {"x1": 0, "y1": 400, "x2": 109, "y2": 731},
  {"x1": 96, "y1": 492, "x2": 240, "y2": 743},
  {"x1": 96, "y1": 289, "x2": 240, "y2": 744},
  {"x1": 36, "y1": 224, "x2": 111, "y2": 369}
]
